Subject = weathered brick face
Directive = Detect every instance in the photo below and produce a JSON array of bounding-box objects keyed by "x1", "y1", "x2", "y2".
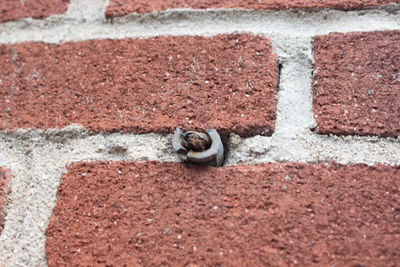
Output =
[
  {"x1": 0, "y1": 168, "x2": 11, "y2": 235},
  {"x1": 0, "y1": 0, "x2": 69, "y2": 23},
  {"x1": 46, "y1": 161, "x2": 400, "y2": 266},
  {"x1": 1, "y1": 0, "x2": 400, "y2": 265},
  {"x1": 0, "y1": 34, "x2": 278, "y2": 137},
  {"x1": 106, "y1": 0, "x2": 400, "y2": 17},
  {"x1": 313, "y1": 30, "x2": 400, "y2": 137}
]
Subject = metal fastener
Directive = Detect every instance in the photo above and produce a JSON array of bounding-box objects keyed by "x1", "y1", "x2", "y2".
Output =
[{"x1": 172, "y1": 127, "x2": 224, "y2": 167}]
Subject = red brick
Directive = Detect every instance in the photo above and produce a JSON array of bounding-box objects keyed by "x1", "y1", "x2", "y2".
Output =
[
  {"x1": 313, "y1": 31, "x2": 400, "y2": 137},
  {"x1": 106, "y1": 0, "x2": 400, "y2": 17},
  {"x1": 0, "y1": 0, "x2": 69, "y2": 23},
  {"x1": 46, "y1": 161, "x2": 400, "y2": 266},
  {"x1": 0, "y1": 167, "x2": 11, "y2": 234},
  {"x1": 0, "y1": 34, "x2": 278, "y2": 137}
]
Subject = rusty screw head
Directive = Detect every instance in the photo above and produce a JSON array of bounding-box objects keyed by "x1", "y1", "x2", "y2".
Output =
[{"x1": 172, "y1": 128, "x2": 224, "y2": 167}]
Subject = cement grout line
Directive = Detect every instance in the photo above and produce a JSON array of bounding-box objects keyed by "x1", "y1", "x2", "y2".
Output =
[
  {"x1": 1, "y1": 124, "x2": 399, "y2": 166},
  {"x1": 270, "y1": 36, "x2": 315, "y2": 136},
  {"x1": 226, "y1": 134, "x2": 400, "y2": 166},
  {"x1": 0, "y1": 136, "x2": 31, "y2": 266},
  {"x1": 62, "y1": 0, "x2": 109, "y2": 22},
  {"x1": 0, "y1": 1, "x2": 400, "y2": 44}
]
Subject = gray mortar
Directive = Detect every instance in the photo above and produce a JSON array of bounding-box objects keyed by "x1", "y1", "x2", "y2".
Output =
[
  {"x1": 0, "y1": 135, "x2": 30, "y2": 266},
  {"x1": 226, "y1": 134, "x2": 400, "y2": 165},
  {"x1": 1, "y1": 1, "x2": 400, "y2": 43},
  {"x1": 0, "y1": 0, "x2": 400, "y2": 266}
]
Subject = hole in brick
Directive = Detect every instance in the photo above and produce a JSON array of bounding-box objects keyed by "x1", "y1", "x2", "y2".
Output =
[
  {"x1": 277, "y1": 62, "x2": 283, "y2": 93},
  {"x1": 219, "y1": 134, "x2": 229, "y2": 167}
]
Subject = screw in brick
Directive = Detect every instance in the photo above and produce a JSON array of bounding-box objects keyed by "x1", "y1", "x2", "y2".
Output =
[{"x1": 172, "y1": 128, "x2": 224, "y2": 167}]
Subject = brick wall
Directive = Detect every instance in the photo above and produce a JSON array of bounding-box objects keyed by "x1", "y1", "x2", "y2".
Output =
[{"x1": 0, "y1": 0, "x2": 400, "y2": 266}]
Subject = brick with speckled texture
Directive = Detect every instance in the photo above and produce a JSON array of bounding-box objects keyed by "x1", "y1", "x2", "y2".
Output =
[
  {"x1": 0, "y1": 0, "x2": 69, "y2": 23},
  {"x1": 313, "y1": 30, "x2": 400, "y2": 137},
  {"x1": 0, "y1": 34, "x2": 278, "y2": 137},
  {"x1": 46, "y1": 161, "x2": 400, "y2": 266}
]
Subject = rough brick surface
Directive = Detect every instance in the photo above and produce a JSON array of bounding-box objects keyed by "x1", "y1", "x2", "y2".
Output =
[
  {"x1": 0, "y1": 34, "x2": 278, "y2": 137},
  {"x1": 106, "y1": 0, "x2": 400, "y2": 17},
  {"x1": 313, "y1": 31, "x2": 400, "y2": 137},
  {"x1": 46, "y1": 161, "x2": 400, "y2": 266},
  {"x1": 0, "y1": 0, "x2": 69, "y2": 23},
  {"x1": 0, "y1": 168, "x2": 11, "y2": 234}
]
